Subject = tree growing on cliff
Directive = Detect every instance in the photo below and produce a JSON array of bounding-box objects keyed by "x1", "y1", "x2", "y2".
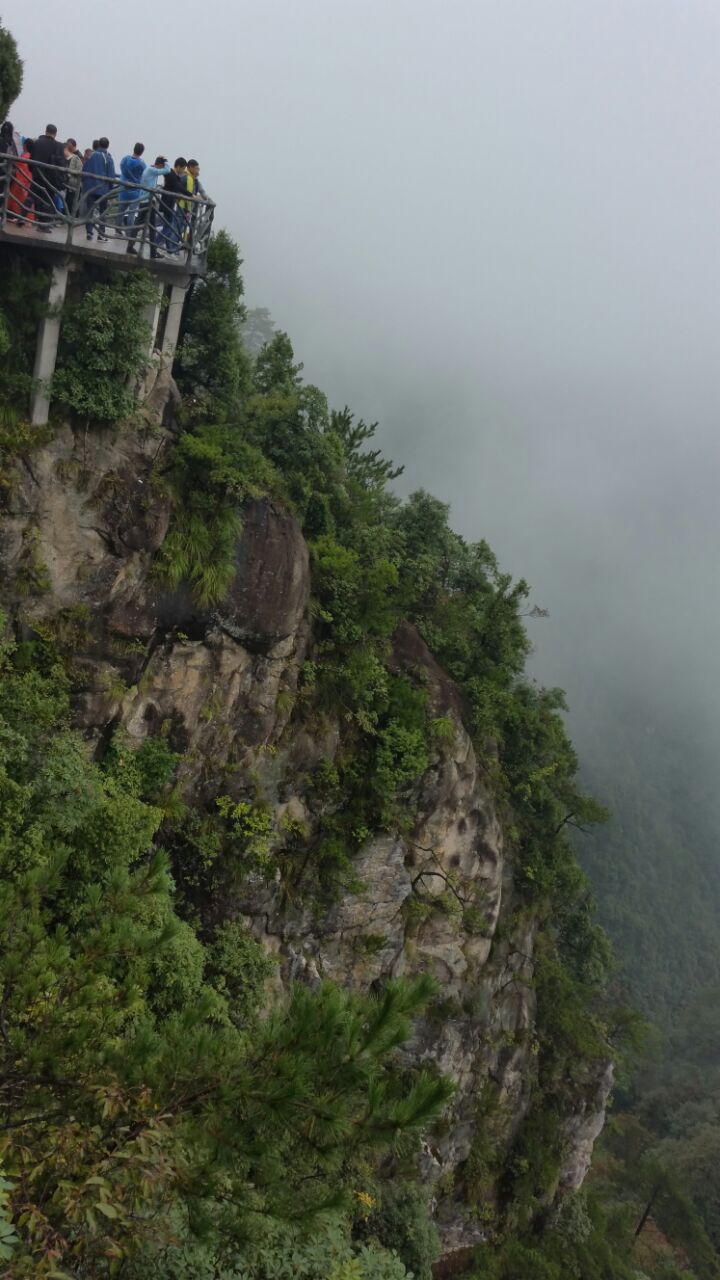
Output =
[
  {"x1": 241, "y1": 305, "x2": 276, "y2": 356},
  {"x1": 0, "y1": 19, "x2": 23, "y2": 120},
  {"x1": 174, "y1": 229, "x2": 252, "y2": 417}
]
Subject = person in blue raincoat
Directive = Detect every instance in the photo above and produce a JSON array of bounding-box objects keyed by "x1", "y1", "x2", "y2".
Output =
[
  {"x1": 118, "y1": 142, "x2": 146, "y2": 228},
  {"x1": 82, "y1": 136, "x2": 115, "y2": 241}
]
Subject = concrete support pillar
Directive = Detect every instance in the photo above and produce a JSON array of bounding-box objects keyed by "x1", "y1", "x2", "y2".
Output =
[
  {"x1": 30, "y1": 262, "x2": 70, "y2": 426},
  {"x1": 161, "y1": 282, "x2": 188, "y2": 365},
  {"x1": 142, "y1": 280, "x2": 164, "y2": 358}
]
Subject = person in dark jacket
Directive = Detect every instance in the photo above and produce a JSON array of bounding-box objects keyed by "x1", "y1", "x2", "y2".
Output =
[
  {"x1": 28, "y1": 124, "x2": 65, "y2": 231},
  {"x1": 0, "y1": 121, "x2": 18, "y2": 216},
  {"x1": 159, "y1": 156, "x2": 187, "y2": 253},
  {"x1": 0, "y1": 120, "x2": 17, "y2": 156},
  {"x1": 82, "y1": 136, "x2": 115, "y2": 241}
]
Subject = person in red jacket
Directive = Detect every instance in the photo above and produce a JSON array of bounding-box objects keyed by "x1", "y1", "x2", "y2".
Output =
[{"x1": 7, "y1": 141, "x2": 35, "y2": 224}]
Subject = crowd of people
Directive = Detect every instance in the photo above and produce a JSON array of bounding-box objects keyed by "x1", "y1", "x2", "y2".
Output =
[{"x1": 0, "y1": 122, "x2": 212, "y2": 259}]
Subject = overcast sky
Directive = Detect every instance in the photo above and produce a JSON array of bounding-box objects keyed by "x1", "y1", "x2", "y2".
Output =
[{"x1": 5, "y1": 0, "x2": 720, "y2": 748}]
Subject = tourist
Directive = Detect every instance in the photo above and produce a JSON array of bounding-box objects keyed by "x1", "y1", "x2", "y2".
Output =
[
  {"x1": 118, "y1": 142, "x2": 146, "y2": 229},
  {"x1": 82, "y1": 136, "x2": 115, "y2": 241},
  {"x1": 0, "y1": 122, "x2": 18, "y2": 216},
  {"x1": 160, "y1": 156, "x2": 187, "y2": 253},
  {"x1": 63, "y1": 138, "x2": 82, "y2": 217},
  {"x1": 183, "y1": 158, "x2": 210, "y2": 245},
  {"x1": 127, "y1": 155, "x2": 170, "y2": 258},
  {"x1": 7, "y1": 139, "x2": 34, "y2": 224},
  {"x1": 0, "y1": 120, "x2": 18, "y2": 158},
  {"x1": 185, "y1": 159, "x2": 206, "y2": 199},
  {"x1": 28, "y1": 124, "x2": 65, "y2": 231}
]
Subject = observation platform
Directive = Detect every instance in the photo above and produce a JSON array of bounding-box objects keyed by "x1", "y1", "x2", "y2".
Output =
[
  {"x1": 0, "y1": 154, "x2": 216, "y2": 422},
  {"x1": 0, "y1": 216, "x2": 203, "y2": 286}
]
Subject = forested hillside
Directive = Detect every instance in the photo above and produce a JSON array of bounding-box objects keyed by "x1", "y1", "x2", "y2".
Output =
[
  {"x1": 0, "y1": 221, "x2": 626, "y2": 1278},
  {"x1": 558, "y1": 680, "x2": 720, "y2": 1279},
  {"x1": 1, "y1": 22, "x2": 718, "y2": 1271},
  {"x1": 573, "y1": 691, "x2": 720, "y2": 1021}
]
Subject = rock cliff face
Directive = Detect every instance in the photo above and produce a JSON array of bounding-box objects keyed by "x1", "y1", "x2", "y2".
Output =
[{"x1": 0, "y1": 393, "x2": 611, "y2": 1252}]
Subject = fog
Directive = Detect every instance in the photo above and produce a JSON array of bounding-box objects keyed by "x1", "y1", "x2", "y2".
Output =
[{"x1": 5, "y1": 0, "x2": 720, "y2": 753}]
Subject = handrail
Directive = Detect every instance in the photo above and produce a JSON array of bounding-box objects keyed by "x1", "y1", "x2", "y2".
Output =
[{"x1": 0, "y1": 153, "x2": 215, "y2": 269}]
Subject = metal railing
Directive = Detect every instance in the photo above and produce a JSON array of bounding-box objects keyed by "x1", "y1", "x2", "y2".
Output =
[{"x1": 0, "y1": 154, "x2": 215, "y2": 269}]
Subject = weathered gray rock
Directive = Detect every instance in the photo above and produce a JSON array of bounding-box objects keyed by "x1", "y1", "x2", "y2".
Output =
[
  {"x1": 217, "y1": 499, "x2": 310, "y2": 652},
  {"x1": 559, "y1": 1061, "x2": 614, "y2": 1193},
  {"x1": 230, "y1": 630, "x2": 547, "y2": 1248},
  {"x1": 0, "y1": 405, "x2": 311, "y2": 779}
]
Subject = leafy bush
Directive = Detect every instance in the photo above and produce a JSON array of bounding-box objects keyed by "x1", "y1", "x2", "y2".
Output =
[
  {"x1": 232, "y1": 1221, "x2": 412, "y2": 1280},
  {"x1": 360, "y1": 1181, "x2": 440, "y2": 1280},
  {"x1": 103, "y1": 730, "x2": 180, "y2": 800},
  {"x1": 174, "y1": 229, "x2": 252, "y2": 416},
  {"x1": 0, "y1": 250, "x2": 51, "y2": 406},
  {"x1": 156, "y1": 425, "x2": 277, "y2": 604},
  {"x1": 204, "y1": 919, "x2": 275, "y2": 1025},
  {"x1": 53, "y1": 272, "x2": 158, "y2": 421},
  {"x1": 129, "y1": 1219, "x2": 411, "y2": 1280}
]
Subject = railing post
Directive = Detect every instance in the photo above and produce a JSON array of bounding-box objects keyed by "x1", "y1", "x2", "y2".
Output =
[
  {"x1": 66, "y1": 182, "x2": 75, "y2": 247},
  {"x1": 30, "y1": 258, "x2": 70, "y2": 426}
]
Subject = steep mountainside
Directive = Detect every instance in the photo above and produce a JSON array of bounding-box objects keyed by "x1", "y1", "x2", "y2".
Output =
[
  {"x1": 0, "y1": 231, "x2": 630, "y2": 1279},
  {"x1": 0, "y1": 389, "x2": 610, "y2": 1258}
]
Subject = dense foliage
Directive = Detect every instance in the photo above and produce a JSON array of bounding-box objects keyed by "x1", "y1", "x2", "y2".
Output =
[
  {"x1": 0, "y1": 619, "x2": 451, "y2": 1275},
  {"x1": 0, "y1": 249, "x2": 50, "y2": 409},
  {"x1": 53, "y1": 272, "x2": 159, "y2": 422},
  {"x1": 0, "y1": 17, "x2": 22, "y2": 120}
]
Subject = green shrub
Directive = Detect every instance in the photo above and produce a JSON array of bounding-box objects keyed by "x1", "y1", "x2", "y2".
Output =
[
  {"x1": 205, "y1": 919, "x2": 276, "y2": 1025},
  {"x1": 361, "y1": 1181, "x2": 440, "y2": 1280},
  {"x1": 53, "y1": 272, "x2": 158, "y2": 422},
  {"x1": 156, "y1": 426, "x2": 277, "y2": 604},
  {"x1": 130, "y1": 1220, "x2": 411, "y2": 1280},
  {"x1": 174, "y1": 229, "x2": 252, "y2": 416}
]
